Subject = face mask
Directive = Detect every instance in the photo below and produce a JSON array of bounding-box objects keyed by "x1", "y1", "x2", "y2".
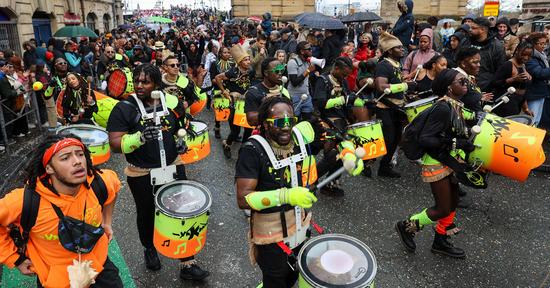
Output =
[{"x1": 52, "y1": 202, "x2": 104, "y2": 254}]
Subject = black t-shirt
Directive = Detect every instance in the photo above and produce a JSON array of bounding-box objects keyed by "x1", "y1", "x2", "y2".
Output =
[
  {"x1": 106, "y1": 95, "x2": 181, "y2": 168},
  {"x1": 375, "y1": 59, "x2": 404, "y2": 100},
  {"x1": 244, "y1": 83, "x2": 270, "y2": 113},
  {"x1": 225, "y1": 66, "x2": 253, "y2": 95},
  {"x1": 160, "y1": 75, "x2": 199, "y2": 106},
  {"x1": 312, "y1": 74, "x2": 348, "y2": 119},
  {"x1": 462, "y1": 80, "x2": 483, "y2": 112}
]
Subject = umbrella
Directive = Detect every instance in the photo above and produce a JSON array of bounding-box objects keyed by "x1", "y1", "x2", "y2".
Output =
[
  {"x1": 438, "y1": 18, "x2": 456, "y2": 26},
  {"x1": 118, "y1": 23, "x2": 132, "y2": 30},
  {"x1": 146, "y1": 24, "x2": 170, "y2": 33},
  {"x1": 145, "y1": 16, "x2": 173, "y2": 24},
  {"x1": 247, "y1": 16, "x2": 262, "y2": 23},
  {"x1": 341, "y1": 12, "x2": 382, "y2": 23},
  {"x1": 296, "y1": 13, "x2": 345, "y2": 30},
  {"x1": 54, "y1": 25, "x2": 98, "y2": 38}
]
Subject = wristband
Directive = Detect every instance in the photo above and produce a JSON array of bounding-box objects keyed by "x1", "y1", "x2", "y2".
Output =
[
  {"x1": 121, "y1": 132, "x2": 144, "y2": 154},
  {"x1": 245, "y1": 188, "x2": 284, "y2": 211},
  {"x1": 325, "y1": 96, "x2": 345, "y2": 109},
  {"x1": 389, "y1": 83, "x2": 408, "y2": 94},
  {"x1": 338, "y1": 140, "x2": 355, "y2": 158}
]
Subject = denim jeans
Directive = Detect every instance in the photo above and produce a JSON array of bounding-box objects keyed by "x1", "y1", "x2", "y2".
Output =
[{"x1": 528, "y1": 98, "x2": 546, "y2": 126}]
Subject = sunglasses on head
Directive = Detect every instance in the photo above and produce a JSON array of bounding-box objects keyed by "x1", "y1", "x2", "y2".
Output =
[
  {"x1": 266, "y1": 116, "x2": 298, "y2": 128},
  {"x1": 271, "y1": 63, "x2": 286, "y2": 74}
]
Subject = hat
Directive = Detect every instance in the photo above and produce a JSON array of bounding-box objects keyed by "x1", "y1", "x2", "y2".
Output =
[
  {"x1": 496, "y1": 17, "x2": 510, "y2": 28},
  {"x1": 230, "y1": 44, "x2": 249, "y2": 64},
  {"x1": 473, "y1": 17, "x2": 491, "y2": 29},
  {"x1": 378, "y1": 32, "x2": 403, "y2": 53},
  {"x1": 0, "y1": 60, "x2": 5, "y2": 67},
  {"x1": 154, "y1": 41, "x2": 165, "y2": 50},
  {"x1": 280, "y1": 28, "x2": 292, "y2": 34},
  {"x1": 509, "y1": 18, "x2": 520, "y2": 26},
  {"x1": 457, "y1": 24, "x2": 470, "y2": 33},
  {"x1": 360, "y1": 32, "x2": 373, "y2": 42},
  {"x1": 462, "y1": 13, "x2": 475, "y2": 24},
  {"x1": 134, "y1": 45, "x2": 143, "y2": 50}
]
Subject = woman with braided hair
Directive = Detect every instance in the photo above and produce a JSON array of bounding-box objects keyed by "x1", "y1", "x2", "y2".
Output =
[
  {"x1": 395, "y1": 69, "x2": 476, "y2": 259},
  {"x1": 60, "y1": 72, "x2": 98, "y2": 125},
  {"x1": 0, "y1": 134, "x2": 123, "y2": 287}
]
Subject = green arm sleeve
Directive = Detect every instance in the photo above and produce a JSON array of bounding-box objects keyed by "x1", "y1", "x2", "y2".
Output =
[
  {"x1": 324, "y1": 96, "x2": 345, "y2": 109},
  {"x1": 390, "y1": 83, "x2": 408, "y2": 94},
  {"x1": 245, "y1": 188, "x2": 283, "y2": 211},
  {"x1": 121, "y1": 132, "x2": 143, "y2": 154},
  {"x1": 353, "y1": 98, "x2": 365, "y2": 107},
  {"x1": 44, "y1": 86, "x2": 54, "y2": 98}
]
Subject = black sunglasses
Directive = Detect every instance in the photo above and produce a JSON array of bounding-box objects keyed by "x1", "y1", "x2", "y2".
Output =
[{"x1": 167, "y1": 63, "x2": 179, "y2": 68}]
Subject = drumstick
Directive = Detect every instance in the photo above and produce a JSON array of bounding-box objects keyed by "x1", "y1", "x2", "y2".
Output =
[
  {"x1": 493, "y1": 87, "x2": 516, "y2": 103},
  {"x1": 375, "y1": 88, "x2": 392, "y2": 102},
  {"x1": 483, "y1": 96, "x2": 510, "y2": 113},
  {"x1": 412, "y1": 64, "x2": 423, "y2": 82},
  {"x1": 151, "y1": 90, "x2": 167, "y2": 168},
  {"x1": 316, "y1": 148, "x2": 366, "y2": 190},
  {"x1": 295, "y1": 94, "x2": 308, "y2": 110},
  {"x1": 356, "y1": 78, "x2": 374, "y2": 96}
]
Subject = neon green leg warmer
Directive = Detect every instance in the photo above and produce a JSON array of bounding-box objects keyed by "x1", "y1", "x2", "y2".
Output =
[{"x1": 409, "y1": 208, "x2": 434, "y2": 228}]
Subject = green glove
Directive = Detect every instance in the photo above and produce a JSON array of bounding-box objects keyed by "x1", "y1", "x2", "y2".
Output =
[
  {"x1": 44, "y1": 86, "x2": 54, "y2": 99},
  {"x1": 353, "y1": 97, "x2": 365, "y2": 107},
  {"x1": 389, "y1": 83, "x2": 408, "y2": 94},
  {"x1": 121, "y1": 131, "x2": 144, "y2": 154},
  {"x1": 325, "y1": 96, "x2": 345, "y2": 109},
  {"x1": 342, "y1": 153, "x2": 364, "y2": 176},
  {"x1": 245, "y1": 187, "x2": 317, "y2": 211}
]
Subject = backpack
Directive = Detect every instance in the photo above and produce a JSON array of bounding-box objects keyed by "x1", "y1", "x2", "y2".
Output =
[
  {"x1": 12, "y1": 172, "x2": 108, "y2": 254},
  {"x1": 400, "y1": 102, "x2": 443, "y2": 160}
]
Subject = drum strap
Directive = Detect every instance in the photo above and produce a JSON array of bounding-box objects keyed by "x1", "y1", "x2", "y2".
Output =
[{"x1": 130, "y1": 94, "x2": 169, "y2": 121}]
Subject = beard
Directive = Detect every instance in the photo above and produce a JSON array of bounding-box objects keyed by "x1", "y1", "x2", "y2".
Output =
[{"x1": 52, "y1": 167, "x2": 86, "y2": 188}]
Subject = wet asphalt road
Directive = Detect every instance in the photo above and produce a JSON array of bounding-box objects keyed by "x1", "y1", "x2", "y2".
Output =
[{"x1": 2, "y1": 108, "x2": 550, "y2": 287}]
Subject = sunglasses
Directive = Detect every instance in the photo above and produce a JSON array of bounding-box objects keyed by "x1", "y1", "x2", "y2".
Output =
[
  {"x1": 56, "y1": 62, "x2": 67, "y2": 65},
  {"x1": 455, "y1": 78, "x2": 468, "y2": 86},
  {"x1": 167, "y1": 63, "x2": 179, "y2": 68},
  {"x1": 271, "y1": 63, "x2": 286, "y2": 74},
  {"x1": 266, "y1": 116, "x2": 298, "y2": 128},
  {"x1": 302, "y1": 47, "x2": 312, "y2": 51}
]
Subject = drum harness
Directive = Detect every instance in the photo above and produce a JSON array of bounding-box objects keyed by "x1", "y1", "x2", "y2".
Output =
[{"x1": 247, "y1": 128, "x2": 324, "y2": 270}]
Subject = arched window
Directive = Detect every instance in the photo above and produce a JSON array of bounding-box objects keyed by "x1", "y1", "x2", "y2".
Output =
[
  {"x1": 103, "y1": 14, "x2": 111, "y2": 32},
  {"x1": 86, "y1": 13, "x2": 97, "y2": 32}
]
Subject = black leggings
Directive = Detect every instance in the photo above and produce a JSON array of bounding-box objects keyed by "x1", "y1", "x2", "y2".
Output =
[
  {"x1": 377, "y1": 108, "x2": 404, "y2": 169},
  {"x1": 226, "y1": 107, "x2": 252, "y2": 144},
  {"x1": 37, "y1": 258, "x2": 123, "y2": 288},
  {"x1": 256, "y1": 243, "x2": 302, "y2": 288},
  {"x1": 316, "y1": 118, "x2": 347, "y2": 178},
  {"x1": 427, "y1": 175, "x2": 459, "y2": 220}
]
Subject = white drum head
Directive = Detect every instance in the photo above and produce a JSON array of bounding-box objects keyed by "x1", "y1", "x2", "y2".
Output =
[
  {"x1": 155, "y1": 180, "x2": 212, "y2": 218},
  {"x1": 57, "y1": 124, "x2": 108, "y2": 145},
  {"x1": 404, "y1": 96, "x2": 438, "y2": 108},
  {"x1": 190, "y1": 121, "x2": 208, "y2": 133}
]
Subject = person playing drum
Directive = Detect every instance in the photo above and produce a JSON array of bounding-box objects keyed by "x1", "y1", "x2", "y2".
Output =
[
  {"x1": 160, "y1": 54, "x2": 200, "y2": 113},
  {"x1": 44, "y1": 57, "x2": 70, "y2": 126},
  {"x1": 244, "y1": 58, "x2": 290, "y2": 127},
  {"x1": 235, "y1": 96, "x2": 363, "y2": 288},
  {"x1": 60, "y1": 72, "x2": 98, "y2": 125},
  {"x1": 209, "y1": 46, "x2": 235, "y2": 139},
  {"x1": 106, "y1": 64, "x2": 209, "y2": 281},
  {"x1": 97, "y1": 46, "x2": 128, "y2": 92},
  {"x1": 214, "y1": 44, "x2": 254, "y2": 159},
  {"x1": 395, "y1": 69, "x2": 479, "y2": 259},
  {"x1": 312, "y1": 56, "x2": 362, "y2": 195}
]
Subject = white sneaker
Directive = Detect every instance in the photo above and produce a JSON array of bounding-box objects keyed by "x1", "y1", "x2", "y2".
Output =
[
  {"x1": 28, "y1": 123, "x2": 36, "y2": 129},
  {"x1": 243, "y1": 209, "x2": 251, "y2": 217},
  {"x1": 15, "y1": 133, "x2": 25, "y2": 138},
  {"x1": 42, "y1": 122, "x2": 50, "y2": 128},
  {"x1": 0, "y1": 145, "x2": 5, "y2": 152}
]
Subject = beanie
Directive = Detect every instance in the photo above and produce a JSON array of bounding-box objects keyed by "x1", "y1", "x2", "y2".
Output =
[{"x1": 378, "y1": 32, "x2": 403, "y2": 53}]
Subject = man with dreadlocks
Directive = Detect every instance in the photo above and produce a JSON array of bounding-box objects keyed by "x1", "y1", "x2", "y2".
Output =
[
  {"x1": 59, "y1": 72, "x2": 98, "y2": 125},
  {"x1": 0, "y1": 134, "x2": 123, "y2": 287},
  {"x1": 106, "y1": 63, "x2": 210, "y2": 281},
  {"x1": 235, "y1": 96, "x2": 363, "y2": 287},
  {"x1": 43, "y1": 57, "x2": 70, "y2": 127}
]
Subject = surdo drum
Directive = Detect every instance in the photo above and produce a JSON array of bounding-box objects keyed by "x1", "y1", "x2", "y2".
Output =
[{"x1": 56, "y1": 124, "x2": 111, "y2": 166}]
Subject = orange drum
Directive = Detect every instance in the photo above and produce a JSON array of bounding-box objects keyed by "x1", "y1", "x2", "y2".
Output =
[
  {"x1": 213, "y1": 95, "x2": 230, "y2": 122},
  {"x1": 232, "y1": 93, "x2": 254, "y2": 129},
  {"x1": 107, "y1": 68, "x2": 133, "y2": 99},
  {"x1": 189, "y1": 85, "x2": 207, "y2": 116},
  {"x1": 346, "y1": 120, "x2": 387, "y2": 160},
  {"x1": 180, "y1": 121, "x2": 211, "y2": 164},
  {"x1": 468, "y1": 113, "x2": 547, "y2": 181},
  {"x1": 56, "y1": 124, "x2": 111, "y2": 166}
]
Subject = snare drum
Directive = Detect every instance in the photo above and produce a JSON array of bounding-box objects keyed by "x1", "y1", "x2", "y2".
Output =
[
  {"x1": 189, "y1": 86, "x2": 208, "y2": 116},
  {"x1": 180, "y1": 121, "x2": 211, "y2": 164},
  {"x1": 213, "y1": 95, "x2": 230, "y2": 122},
  {"x1": 232, "y1": 93, "x2": 254, "y2": 129},
  {"x1": 107, "y1": 68, "x2": 134, "y2": 99},
  {"x1": 404, "y1": 96, "x2": 438, "y2": 123},
  {"x1": 153, "y1": 180, "x2": 212, "y2": 259},
  {"x1": 346, "y1": 120, "x2": 387, "y2": 160},
  {"x1": 468, "y1": 113, "x2": 546, "y2": 181},
  {"x1": 298, "y1": 234, "x2": 377, "y2": 288},
  {"x1": 505, "y1": 115, "x2": 534, "y2": 126},
  {"x1": 56, "y1": 124, "x2": 111, "y2": 166},
  {"x1": 93, "y1": 91, "x2": 118, "y2": 128}
]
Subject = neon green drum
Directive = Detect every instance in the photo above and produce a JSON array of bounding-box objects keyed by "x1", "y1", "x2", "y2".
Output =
[
  {"x1": 153, "y1": 181, "x2": 212, "y2": 259},
  {"x1": 346, "y1": 120, "x2": 386, "y2": 160},
  {"x1": 93, "y1": 96, "x2": 118, "y2": 128},
  {"x1": 180, "y1": 121, "x2": 210, "y2": 164},
  {"x1": 298, "y1": 234, "x2": 377, "y2": 288},
  {"x1": 404, "y1": 96, "x2": 438, "y2": 123},
  {"x1": 56, "y1": 124, "x2": 110, "y2": 166}
]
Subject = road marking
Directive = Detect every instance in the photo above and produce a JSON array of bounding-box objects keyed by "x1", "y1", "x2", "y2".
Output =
[{"x1": 1, "y1": 240, "x2": 135, "y2": 288}]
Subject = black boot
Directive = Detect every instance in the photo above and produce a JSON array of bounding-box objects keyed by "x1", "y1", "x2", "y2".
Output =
[
  {"x1": 222, "y1": 140, "x2": 231, "y2": 159},
  {"x1": 431, "y1": 233, "x2": 466, "y2": 259},
  {"x1": 214, "y1": 127, "x2": 221, "y2": 139},
  {"x1": 395, "y1": 219, "x2": 420, "y2": 252},
  {"x1": 378, "y1": 166, "x2": 401, "y2": 178},
  {"x1": 180, "y1": 263, "x2": 210, "y2": 280},
  {"x1": 144, "y1": 247, "x2": 161, "y2": 271}
]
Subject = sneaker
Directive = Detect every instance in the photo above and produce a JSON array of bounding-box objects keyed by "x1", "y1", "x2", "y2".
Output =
[
  {"x1": 180, "y1": 263, "x2": 210, "y2": 280},
  {"x1": 28, "y1": 123, "x2": 36, "y2": 129},
  {"x1": 144, "y1": 247, "x2": 161, "y2": 271},
  {"x1": 15, "y1": 133, "x2": 25, "y2": 138},
  {"x1": 378, "y1": 167, "x2": 401, "y2": 178},
  {"x1": 41, "y1": 122, "x2": 50, "y2": 128},
  {"x1": 395, "y1": 219, "x2": 419, "y2": 252},
  {"x1": 0, "y1": 145, "x2": 5, "y2": 152},
  {"x1": 243, "y1": 209, "x2": 251, "y2": 217},
  {"x1": 222, "y1": 140, "x2": 232, "y2": 159}
]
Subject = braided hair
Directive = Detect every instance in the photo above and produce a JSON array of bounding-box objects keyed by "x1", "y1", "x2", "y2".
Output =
[
  {"x1": 257, "y1": 96, "x2": 294, "y2": 136},
  {"x1": 133, "y1": 63, "x2": 162, "y2": 88},
  {"x1": 24, "y1": 134, "x2": 98, "y2": 190},
  {"x1": 62, "y1": 73, "x2": 89, "y2": 115}
]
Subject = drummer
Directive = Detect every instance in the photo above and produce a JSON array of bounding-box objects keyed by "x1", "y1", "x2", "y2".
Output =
[
  {"x1": 213, "y1": 44, "x2": 254, "y2": 159},
  {"x1": 60, "y1": 72, "x2": 98, "y2": 125},
  {"x1": 454, "y1": 47, "x2": 494, "y2": 112},
  {"x1": 244, "y1": 58, "x2": 290, "y2": 127},
  {"x1": 235, "y1": 96, "x2": 362, "y2": 288},
  {"x1": 160, "y1": 54, "x2": 200, "y2": 111},
  {"x1": 97, "y1": 46, "x2": 128, "y2": 92},
  {"x1": 209, "y1": 46, "x2": 235, "y2": 139},
  {"x1": 408, "y1": 55, "x2": 448, "y2": 100},
  {"x1": 106, "y1": 63, "x2": 210, "y2": 281},
  {"x1": 44, "y1": 57, "x2": 69, "y2": 126},
  {"x1": 395, "y1": 69, "x2": 476, "y2": 259}
]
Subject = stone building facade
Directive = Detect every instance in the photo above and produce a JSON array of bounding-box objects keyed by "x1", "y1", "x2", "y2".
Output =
[
  {"x1": 380, "y1": 0, "x2": 468, "y2": 24},
  {"x1": 0, "y1": 0, "x2": 122, "y2": 55}
]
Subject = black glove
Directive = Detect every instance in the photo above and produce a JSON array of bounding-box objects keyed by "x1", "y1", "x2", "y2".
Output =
[
  {"x1": 456, "y1": 138, "x2": 475, "y2": 153},
  {"x1": 141, "y1": 125, "x2": 161, "y2": 142},
  {"x1": 176, "y1": 139, "x2": 188, "y2": 154}
]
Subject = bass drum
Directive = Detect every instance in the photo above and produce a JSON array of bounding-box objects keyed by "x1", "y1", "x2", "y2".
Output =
[
  {"x1": 153, "y1": 180, "x2": 212, "y2": 259},
  {"x1": 298, "y1": 234, "x2": 377, "y2": 288},
  {"x1": 403, "y1": 96, "x2": 438, "y2": 123},
  {"x1": 56, "y1": 124, "x2": 111, "y2": 166},
  {"x1": 346, "y1": 120, "x2": 386, "y2": 160},
  {"x1": 93, "y1": 91, "x2": 118, "y2": 128},
  {"x1": 180, "y1": 120, "x2": 211, "y2": 164},
  {"x1": 232, "y1": 92, "x2": 254, "y2": 129},
  {"x1": 189, "y1": 85, "x2": 207, "y2": 116}
]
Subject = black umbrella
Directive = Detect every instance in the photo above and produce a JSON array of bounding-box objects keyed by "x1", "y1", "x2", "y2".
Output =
[
  {"x1": 296, "y1": 13, "x2": 345, "y2": 30},
  {"x1": 341, "y1": 12, "x2": 383, "y2": 23},
  {"x1": 118, "y1": 23, "x2": 132, "y2": 30}
]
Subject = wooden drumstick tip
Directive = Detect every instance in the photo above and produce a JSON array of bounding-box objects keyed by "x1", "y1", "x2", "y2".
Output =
[
  {"x1": 343, "y1": 159, "x2": 356, "y2": 171},
  {"x1": 471, "y1": 125, "x2": 481, "y2": 135},
  {"x1": 300, "y1": 94, "x2": 308, "y2": 101},
  {"x1": 383, "y1": 88, "x2": 391, "y2": 95},
  {"x1": 483, "y1": 105, "x2": 492, "y2": 113},
  {"x1": 501, "y1": 96, "x2": 510, "y2": 103},
  {"x1": 177, "y1": 129, "x2": 187, "y2": 138},
  {"x1": 366, "y1": 78, "x2": 374, "y2": 85},
  {"x1": 507, "y1": 87, "x2": 516, "y2": 94},
  {"x1": 281, "y1": 76, "x2": 288, "y2": 84},
  {"x1": 151, "y1": 90, "x2": 162, "y2": 100},
  {"x1": 355, "y1": 147, "x2": 366, "y2": 158}
]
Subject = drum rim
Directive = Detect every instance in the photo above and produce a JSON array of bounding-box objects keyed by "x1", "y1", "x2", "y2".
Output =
[
  {"x1": 190, "y1": 120, "x2": 208, "y2": 131},
  {"x1": 107, "y1": 69, "x2": 128, "y2": 98},
  {"x1": 505, "y1": 114, "x2": 534, "y2": 125},
  {"x1": 404, "y1": 96, "x2": 438, "y2": 108},
  {"x1": 346, "y1": 120, "x2": 382, "y2": 129},
  {"x1": 297, "y1": 233, "x2": 377, "y2": 287},
  {"x1": 155, "y1": 180, "x2": 212, "y2": 218},
  {"x1": 56, "y1": 124, "x2": 108, "y2": 143}
]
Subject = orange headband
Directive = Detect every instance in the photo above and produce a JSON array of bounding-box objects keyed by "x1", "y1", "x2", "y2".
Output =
[{"x1": 42, "y1": 138, "x2": 85, "y2": 168}]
